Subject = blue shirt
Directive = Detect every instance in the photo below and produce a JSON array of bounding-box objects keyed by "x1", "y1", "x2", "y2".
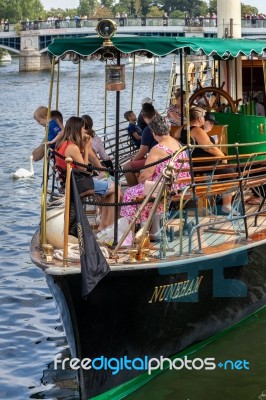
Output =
[
  {"x1": 127, "y1": 122, "x2": 142, "y2": 149},
  {"x1": 141, "y1": 126, "x2": 157, "y2": 151},
  {"x1": 137, "y1": 112, "x2": 147, "y2": 131},
  {"x1": 48, "y1": 119, "x2": 61, "y2": 149}
]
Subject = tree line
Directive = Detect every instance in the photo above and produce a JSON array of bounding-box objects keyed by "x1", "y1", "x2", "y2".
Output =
[{"x1": 0, "y1": 0, "x2": 259, "y2": 23}]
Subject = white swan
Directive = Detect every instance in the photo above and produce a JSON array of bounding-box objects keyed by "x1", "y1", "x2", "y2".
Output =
[{"x1": 11, "y1": 155, "x2": 34, "y2": 179}]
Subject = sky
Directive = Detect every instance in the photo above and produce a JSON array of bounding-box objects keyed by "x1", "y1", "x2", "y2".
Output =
[
  {"x1": 41, "y1": 0, "x2": 79, "y2": 9},
  {"x1": 41, "y1": 0, "x2": 266, "y2": 14},
  {"x1": 241, "y1": 0, "x2": 266, "y2": 14}
]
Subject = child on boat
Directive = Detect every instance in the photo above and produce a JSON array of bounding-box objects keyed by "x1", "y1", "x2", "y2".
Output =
[
  {"x1": 48, "y1": 110, "x2": 64, "y2": 149},
  {"x1": 124, "y1": 110, "x2": 142, "y2": 149},
  {"x1": 32, "y1": 106, "x2": 64, "y2": 161}
]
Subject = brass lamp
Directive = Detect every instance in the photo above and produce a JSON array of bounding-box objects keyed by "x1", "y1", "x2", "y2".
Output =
[
  {"x1": 96, "y1": 19, "x2": 125, "y2": 91},
  {"x1": 96, "y1": 19, "x2": 117, "y2": 46}
]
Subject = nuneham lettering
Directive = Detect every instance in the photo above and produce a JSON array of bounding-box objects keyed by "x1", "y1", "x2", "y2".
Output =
[{"x1": 148, "y1": 276, "x2": 204, "y2": 304}]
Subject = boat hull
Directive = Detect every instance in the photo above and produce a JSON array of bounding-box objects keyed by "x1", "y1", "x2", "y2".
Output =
[{"x1": 45, "y1": 243, "x2": 266, "y2": 399}]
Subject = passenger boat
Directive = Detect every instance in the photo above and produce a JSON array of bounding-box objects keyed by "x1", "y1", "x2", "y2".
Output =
[{"x1": 30, "y1": 18, "x2": 266, "y2": 400}]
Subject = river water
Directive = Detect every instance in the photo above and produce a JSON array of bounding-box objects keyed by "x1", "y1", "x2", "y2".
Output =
[{"x1": 0, "y1": 57, "x2": 266, "y2": 400}]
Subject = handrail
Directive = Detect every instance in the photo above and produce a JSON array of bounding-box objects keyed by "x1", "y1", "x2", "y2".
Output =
[
  {"x1": 2, "y1": 18, "x2": 266, "y2": 33},
  {"x1": 112, "y1": 146, "x2": 187, "y2": 255}
]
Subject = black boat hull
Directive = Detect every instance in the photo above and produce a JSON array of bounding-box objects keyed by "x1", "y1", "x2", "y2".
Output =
[{"x1": 46, "y1": 243, "x2": 266, "y2": 399}]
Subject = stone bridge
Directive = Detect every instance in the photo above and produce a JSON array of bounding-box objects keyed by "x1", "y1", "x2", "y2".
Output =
[{"x1": 1, "y1": 17, "x2": 266, "y2": 71}]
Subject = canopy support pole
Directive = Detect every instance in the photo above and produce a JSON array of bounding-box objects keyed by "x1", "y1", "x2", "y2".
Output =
[
  {"x1": 130, "y1": 54, "x2": 136, "y2": 110},
  {"x1": 180, "y1": 51, "x2": 184, "y2": 125},
  {"x1": 41, "y1": 57, "x2": 55, "y2": 246},
  {"x1": 151, "y1": 55, "x2": 156, "y2": 100},
  {"x1": 113, "y1": 52, "x2": 121, "y2": 246},
  {"x1": 104, "y1": 59, "x2": 108, "y2": 138},
  {"x1": 56, "y1": 58, "x2": 60, "y2": 110},
  {"x1": 77, "y1": 60, "x2": 81, "y2": 116}
]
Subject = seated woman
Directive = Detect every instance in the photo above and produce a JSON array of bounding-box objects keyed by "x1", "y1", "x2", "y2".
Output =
[
  {"x1": 166, "y1": 88, "x2": 186, "y2": 128},
  {"x1": 120, "y1": 115, "x2": 191, "y2": 222},
  {"x1": 55, "y1": 116, "x2": 120, "y2": 231},
  {"x1": 180, "y1": 107, "x2": 234, "y2": 215},
  {"x1": 81, "y1": 114, "x2": 114, "y2": 176}
]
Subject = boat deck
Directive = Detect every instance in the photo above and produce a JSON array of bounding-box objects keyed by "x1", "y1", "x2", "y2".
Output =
[
  {"x1": 30, "y1": 146, "x2": 266, "y2": 275},
  {"x1": 31, "y1": 196, "x2": 266, "y2": 275}
]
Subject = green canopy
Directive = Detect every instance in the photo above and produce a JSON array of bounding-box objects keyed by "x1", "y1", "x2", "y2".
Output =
[{"x1": 48, "y1": 35, "x2": 266, "y2": 59}]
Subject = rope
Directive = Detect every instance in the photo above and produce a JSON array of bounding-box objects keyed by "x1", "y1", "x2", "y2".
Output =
[
  {"x1": 83, "y1": 197, "x2": 155, "y2": 207},
  {"x1": 53, "y1": 150, "x2": 172, "y2": 173},
  {"x1": 53, "y1": 243, "x2": 110, "y2": 261},
  {"x1": 53, "y1": 243, "x2": 80, "y2": 262}
]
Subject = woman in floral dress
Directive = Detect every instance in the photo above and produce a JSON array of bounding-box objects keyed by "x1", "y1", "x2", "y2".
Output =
[{"x1": 121, "y1": 115, "x2": 191, "y2": 222}]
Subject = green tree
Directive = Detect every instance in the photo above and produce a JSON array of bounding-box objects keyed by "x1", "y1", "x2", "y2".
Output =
[
  {"x1": 140, "y1": 0, "x2": 152, "y2": 16},
  {"x1": 209, "y1": 0, "x2": 216, "y2": 15},
  {"x1": 94, "y1": 5, "x2": 112, "y2": 17},
  {"x1": 241, "y1": 4, "x2": 258, "y2": 17},
  {"x1": 46, "y1": 8, "x2": 65, "y2": 17},
  {"x1": 101, "y1": 0, "x2": 114, "y2": 10},
  {"x1": 79, "y1": 0, "x2": 98, "y2": 17},
  {"x1": 162, "y1": 0, "x2": 207, "y2": 17},
  {"x1": 133, "y1": 0, "x2": 142, "y2": 16},
  {"x1": 0, "y1": 0, "x2": 44, "y2": 22},
  {"x1": 0, "y1": 0, "x2": 7, "y2": 18},
  {"x1": 209, "y1": 1, "x2": 258, "y2": 18},
  {"x1": 117, "y1": 0, "x2": 130, "y2": 14},
  {"x1": 170, "y1": 9, "x2": 186, "y2": 18},
  {"x1": 146, "y1": 5, "x2": 163, "y2": 17}
]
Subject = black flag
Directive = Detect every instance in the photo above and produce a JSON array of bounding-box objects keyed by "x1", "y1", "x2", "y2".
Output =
[{"x1": 70, "y1": 171, "x2": 110, "y2": 298}]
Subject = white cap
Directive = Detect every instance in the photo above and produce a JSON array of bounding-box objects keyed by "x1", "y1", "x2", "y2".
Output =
[{"x1": 141, "y1": 97, "x2": 154, "y2": 105}]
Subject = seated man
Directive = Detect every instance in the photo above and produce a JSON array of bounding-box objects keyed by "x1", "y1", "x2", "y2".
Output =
[
  {"x1": 124, "y1": 110, "x2": 142, "y2": 149},
  {"x1": 124, "y1": 103, "x2": 157, "y2": 186},
  {"x1": 137, "y1": 97, "x2": 154, "y2": 131}
]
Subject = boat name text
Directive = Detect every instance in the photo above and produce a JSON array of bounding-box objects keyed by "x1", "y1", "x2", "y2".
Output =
[{"x1": 148, "y1": 276, "x2": 204, "y2": 303}]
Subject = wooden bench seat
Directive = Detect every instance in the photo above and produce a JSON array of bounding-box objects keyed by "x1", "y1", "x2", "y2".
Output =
[
  {"x1": 140, "y1": 152, "x2": 266, "y2": 217},
  {"x1": 102, "y1": 127, "x2": 138, "y2": 168}
]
